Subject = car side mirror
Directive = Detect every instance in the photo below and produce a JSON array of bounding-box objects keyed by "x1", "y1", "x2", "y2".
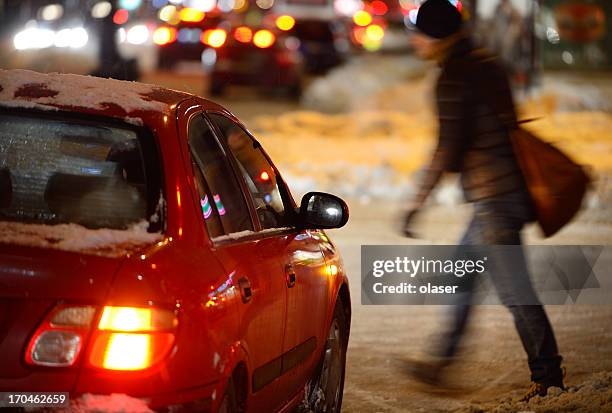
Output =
[{"x1": 298, "y1": 192, "x2": 349, "y2": 229}]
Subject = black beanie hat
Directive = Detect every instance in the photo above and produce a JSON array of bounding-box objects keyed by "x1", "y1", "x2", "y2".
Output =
[{"x1": 415, "y1": 0, "x2": 463, "y2": 39}]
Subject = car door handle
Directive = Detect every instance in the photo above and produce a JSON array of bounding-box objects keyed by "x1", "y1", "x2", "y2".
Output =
[
  {"x1": 237, "y1": 276, "x2": 252, "y2": 303},
  {"x1": 285, "y1": 264, "x2": 296, "y2": 288}
]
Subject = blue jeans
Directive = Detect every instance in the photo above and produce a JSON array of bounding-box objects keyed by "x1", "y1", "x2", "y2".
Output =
[{"x1": 436, "y1": 192, "x2": 564, "y2": 386}]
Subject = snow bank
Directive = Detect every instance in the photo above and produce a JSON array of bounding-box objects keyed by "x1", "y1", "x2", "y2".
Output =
[
  {"x1": 0, "y1": 220, "x2": 162, "y2": 257},
  {"x1": 0, "y1": 69, "x2": 175, "y2": 116},
  {"x1": 301, "y1": 55, "x2": 429, "y2": 113},
  {"x1": 458, "y1": 371, "x2": 612, "y2": 413},
  {"x1": 66, "y1": 393, "x2": 153, "y2": 413}
]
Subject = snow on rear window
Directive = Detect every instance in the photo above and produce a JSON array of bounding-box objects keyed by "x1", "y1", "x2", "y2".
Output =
[
  {"x1": 0, "y1": 69, "x2": 169, "y2": 115},
  {"x1": 0, "y1": 220, "x2": 162, "y2": 257}
]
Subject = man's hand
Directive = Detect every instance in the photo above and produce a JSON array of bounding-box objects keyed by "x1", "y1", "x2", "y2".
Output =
[{"x1": 402, "y1": 209, "x2": 419, "y2": 238}]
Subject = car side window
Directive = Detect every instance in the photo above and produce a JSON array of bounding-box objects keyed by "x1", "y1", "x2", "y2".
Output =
[
  {"x1": 188, "y1": 114, "x2": 253, "y2": 237},
  {"x1": 208, "y1": 113, "x2": 291, "y2": 230}
]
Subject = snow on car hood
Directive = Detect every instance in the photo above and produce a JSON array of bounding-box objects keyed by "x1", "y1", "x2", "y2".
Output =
[
  {"x1": 0, "y1": 69, "x2": 178, "y2": 118},
  {"x1": 0, "y1": 220, "x2": 163, "y2": 258}
]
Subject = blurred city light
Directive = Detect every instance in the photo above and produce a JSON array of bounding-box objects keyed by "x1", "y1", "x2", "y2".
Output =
[
  {"x1": 119, "y1": 0, "x2": 142, "y2": 11},
  {"x1": 40, "y1": 4, "x2": 64, "y2": 21},
  {"x1": 159, "y1": 5, "x2": 178, "y2": 21},
  {"x1": 366, "y1": 24, "x2": 384, "y2": 41},
  {"x1": 284, "y1": 36, "x2": 300, "y2": 51},
  {"x1": 201, "y1": 48, "x2": 217, "y2": 66},
  {"x1": 256, "y1": 0, "x2": 274, "y2": 10},
  {"x1": 113, "y1": 9, "x2": 130, "y2": 24},
  {"x1": 152, "y1": 0, "x2": 168, "y2": 8},
  {"x1": 370, "y1": 0, "x2": 388, "y2": 15},
  {"x1": 14, "y1": 27, "x2": 55, "y2": 50},
  {"x1": 54, "y1": 28, "x2": 73, "y2": 47},
  {"x1": 91, "y1": 1, "x2": 112, "y2": 18},
  {"x1": 153, "y1": 26, "x2": 177, "y2": 45},
  {"x1": 126, "y1": 24, "x2": 150, "y2": 45},
  {"x1": 187, "y1": 0, "x2": 217, "y2": 12},
  {"x1": 69, "y1": 28, "x2": 89, "y2": 48},
  {"x1": 234, "y1": 26, "x2": 253, "y2": 43},
  {"x1": 218, "y1": 0, "x2": 235, "y2": 12},
  {"x1": 276, "y1": 15, "x2": 295, "y2": 31},
  {"x1": 179, "y1": 7, "x2": 205, "y2": 22},
  {"x1": 233, "y1": 0, "x2": 248, "y2": 12},
  {"x1": 14, "y1": 26, "x2": 88, "y2": 50},
  {"x1": 253, "y1": 29, "x2": 275, "y2": 48},
  {"x1": 178, "y1": 27, "x2": 202, "y2": 42},
  {"x1": 201, "y1": 29, "x2": 227, "y2": 48},
  {"x1": 334, "y1": 0, "x2": 362, "y2": 17},
  {"x1": 353, "y1": 10, "x2": 372, "y2": 26}
]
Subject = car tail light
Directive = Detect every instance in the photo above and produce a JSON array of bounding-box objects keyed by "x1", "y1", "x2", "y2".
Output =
[
  {"x1": 253, "y1": 29, "x2": 275, "y2": 49},
  {"x1": 153, "y1": 27, "x2": 177, "y2": 45},
  {"x1": 201, "y1": 29, "x2": 227, "y2": 48},
  {"x1": 88, "y1": 306, "x2": 177, "y2": 371},
  {"x1": 25, "y1": 305, "x2": 97, "y2": 367},
  {"x1": 234, "y1": 26, "x2": 252, "y2": 43}
]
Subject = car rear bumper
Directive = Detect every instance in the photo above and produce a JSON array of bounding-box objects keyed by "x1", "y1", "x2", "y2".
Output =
[
  {"x1": 1, "y1": 380, "x2": 218, "y2": 413},
  {"x1": 69, "y1": 385, "x2": 216, "y2": 413}
]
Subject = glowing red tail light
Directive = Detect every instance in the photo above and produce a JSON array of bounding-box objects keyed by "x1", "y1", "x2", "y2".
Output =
[
  {"x1": 234, "y1": 26, "x2": 253, "y2": 43},
  {"x1": 25, "y1": 305, "x2": 178, "y2": 371},
  {"x1": 201, "y1": 28, "x2": 227, "y2": 48},
  {"x1": 88, "y1": 306, "x2": 177, "y2": 371}
]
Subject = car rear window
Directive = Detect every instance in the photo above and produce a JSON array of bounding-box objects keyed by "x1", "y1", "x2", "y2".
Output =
[{"x1": 0, "y1": 113, "x2": 159, "y2": 230}]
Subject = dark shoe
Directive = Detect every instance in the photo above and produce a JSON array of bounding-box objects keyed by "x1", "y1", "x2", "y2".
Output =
[
  {"x1": 520, "y1": 367, "x2": 566, "y2": 402},
  {"x1": 403, "y1": 357, "x2": 450, "y2": 386}
]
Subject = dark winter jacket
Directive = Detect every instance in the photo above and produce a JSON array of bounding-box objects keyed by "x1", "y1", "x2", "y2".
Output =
[{"x1": 414, "y1": 37, "x2": 529, "y2": 206}]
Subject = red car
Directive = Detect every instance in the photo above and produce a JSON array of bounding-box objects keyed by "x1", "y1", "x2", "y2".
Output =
[{"x1": 0, "y1": 69, "x2": 351, "y2": 413}]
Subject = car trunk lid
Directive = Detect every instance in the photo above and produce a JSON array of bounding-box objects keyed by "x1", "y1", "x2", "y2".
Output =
[{"x1": 0, "y1": 245, "x2": 122, "y2": 381}]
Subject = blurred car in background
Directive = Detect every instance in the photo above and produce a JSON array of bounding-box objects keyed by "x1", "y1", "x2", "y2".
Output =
[
  {"x1": 205, "y1": 16, "x2": 304, "y2": 97},
  {"x1": 291, "y1": 18, "x2": 350, "y2": 74},
  {"x1": 154, "y1": 14, "x2": 223, "y2": 69}
]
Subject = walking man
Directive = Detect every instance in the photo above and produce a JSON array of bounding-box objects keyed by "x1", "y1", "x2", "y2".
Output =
[{"x1": 403, "y1": 0, "x2": 565, "y2": 401}]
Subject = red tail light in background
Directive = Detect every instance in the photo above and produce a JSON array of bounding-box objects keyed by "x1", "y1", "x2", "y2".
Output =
[
  {"x1": 25, "y1": 304, "x2": 178, "y2": 371},
  {"x1": 201, "y1": 29, "x2": 227, "y2": 48},
  {"x1": 89, "y1": 306, "x2": 177, "y2": 371},
  {"x1": 234, "y1": 26, "x2": 253, "y2": 43},
  {"x1": 370, "y1": 0, "x2": 388, "y2": 15},
  {"x1": 253, "y1": 29, "x2": 275, "y2": 49},
  {"x1": 153, "y1": 27, "x2": 178, "y2": 45}
]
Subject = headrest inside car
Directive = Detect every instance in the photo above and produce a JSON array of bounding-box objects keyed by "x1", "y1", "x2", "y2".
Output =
[{"x1": 44, "y1": 173, "x2": 146, "y2": 229}]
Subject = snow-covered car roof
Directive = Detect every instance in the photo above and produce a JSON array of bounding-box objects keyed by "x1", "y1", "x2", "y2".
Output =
[{"x1": 0, "y1": 69, "x2": 195, "y2": 125}]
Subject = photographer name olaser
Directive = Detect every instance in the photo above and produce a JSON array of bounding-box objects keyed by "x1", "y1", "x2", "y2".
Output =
[{"x1": 371, "y1": 256, "x2": 488, "y2": 295}]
